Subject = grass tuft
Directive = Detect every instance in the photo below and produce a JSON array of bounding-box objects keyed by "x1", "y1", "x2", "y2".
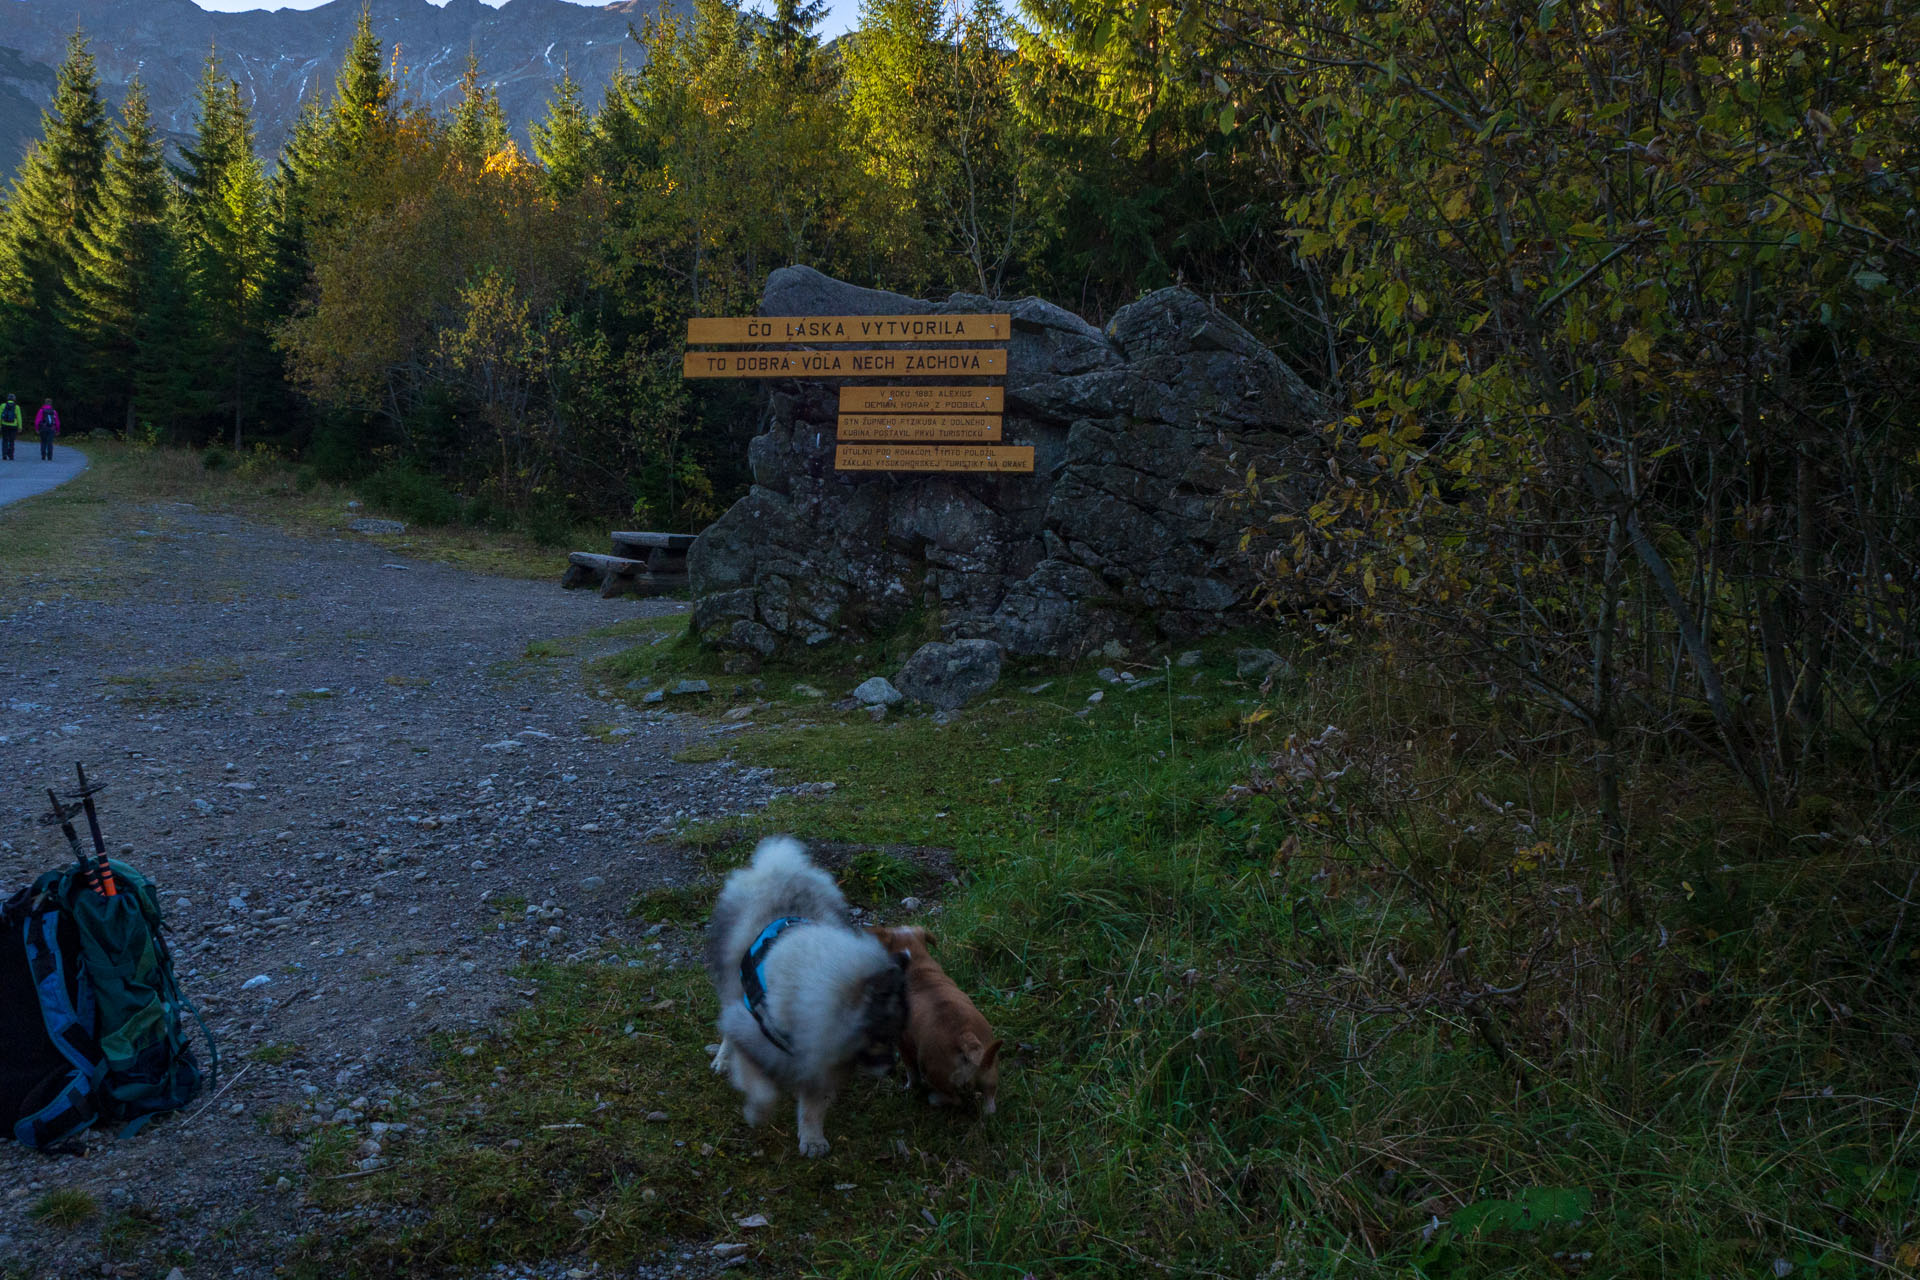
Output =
[{"x1": 28, "y1": 1189, "x2": 98, "y2": 1229}]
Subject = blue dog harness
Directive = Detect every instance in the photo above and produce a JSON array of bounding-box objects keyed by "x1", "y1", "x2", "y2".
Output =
[{"x1": 740, "y1": 917, "x2": 804, "y2": 1054}]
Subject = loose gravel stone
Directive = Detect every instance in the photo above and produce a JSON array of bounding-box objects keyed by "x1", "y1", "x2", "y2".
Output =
[{"x1": 0, "y1": 503, "x2": 786, "y2": 1278}]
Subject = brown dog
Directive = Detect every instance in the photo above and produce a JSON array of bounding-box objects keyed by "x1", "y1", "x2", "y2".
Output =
[{"x1": 869, "y1": 925, "x2": 1002, "y2": 1113}]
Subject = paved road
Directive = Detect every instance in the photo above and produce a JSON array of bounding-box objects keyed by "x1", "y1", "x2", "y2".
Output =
[{"x1": 0, "y1": 441, "x2": 87, "y2": 509}]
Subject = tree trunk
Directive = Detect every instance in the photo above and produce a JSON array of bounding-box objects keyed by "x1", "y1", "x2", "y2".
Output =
[
  {"x1": 1789, "y1": 446, "x2": 1826, "y2": 754},
  {"x1": 1594, "y1": 514, "x2": 1637, "y2": 925}
]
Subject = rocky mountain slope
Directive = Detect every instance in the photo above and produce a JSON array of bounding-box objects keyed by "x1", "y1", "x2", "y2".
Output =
[
  {"x1": 0, "y1": 44, "x2": 58, "y2": 178},
  {"x1": 0, "y1": 0, "x2": 662, "y2": 178}
]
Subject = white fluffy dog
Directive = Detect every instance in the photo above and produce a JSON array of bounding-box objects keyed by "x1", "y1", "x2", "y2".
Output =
[{"x1": 704, "y1": 836, "x2": 908, "y2": 1157}]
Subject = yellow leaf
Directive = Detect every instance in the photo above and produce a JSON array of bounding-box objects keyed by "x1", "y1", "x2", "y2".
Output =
[{"x1": 1623, "y1": 330, "x2": 1653, "y2": 365}]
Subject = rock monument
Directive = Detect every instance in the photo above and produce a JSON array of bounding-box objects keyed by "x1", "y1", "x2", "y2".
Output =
[{"x1": 688, "y1": 267, "x2": 1326, "y2": 668}]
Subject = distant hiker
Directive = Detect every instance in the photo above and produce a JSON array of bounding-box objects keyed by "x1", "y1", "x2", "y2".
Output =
[
  {"x1": 0, "y1": 395, "x2": 18, "y2": 461},
  {"x1": 34, "y1": 399, "x2": 58, "y2": 461}
]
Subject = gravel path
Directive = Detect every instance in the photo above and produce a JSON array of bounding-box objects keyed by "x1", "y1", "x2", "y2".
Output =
[{"x1": 0, "y1": 501, "x2": 781, "y2": 1278}]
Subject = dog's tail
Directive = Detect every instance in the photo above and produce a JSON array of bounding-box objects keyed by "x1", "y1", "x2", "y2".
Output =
[
  {"x1": 750, "y1": 836, "x2": 849, "y2": 921},
  {"x1": 705, "y1": 836, "x2": 849, "y2": 986},
  {"x1": 750, "y1": 835, "x2": 812, "y2": 880}
]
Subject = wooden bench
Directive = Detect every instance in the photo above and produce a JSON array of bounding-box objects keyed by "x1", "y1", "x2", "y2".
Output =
[
  {"x1": 562, "y1": 530, "x2": 696, "y2": 598},
  {"x1": 610, "y1": 531, "x2": 696, "y2": 575}
]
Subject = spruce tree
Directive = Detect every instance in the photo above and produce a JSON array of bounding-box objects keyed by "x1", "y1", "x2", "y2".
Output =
[
  {"x1": 328, "y1": 7, "x2": 397, "y2": 173},
  {"x1": 259, "y1": 98, "x2": 326, "y2": 329},
  {"x1": 757, "y1": 0, "x2": 830, "y2": 83},
  {"x1": 448, "y1": 52, "x2": 511, "y2": 167},
  {"x1": 0, "y1": 30, "x2": 110, "y2": 399},
  {"x1": 177, "y1": 50, "x2": 268, "y2": 448},
  {"x1": 69, "y1": 80, "x2": 186, "y2": 435},
  {"x1": 174, "y1": 50, "x2": 248, "y2": 222},
  {"x1": 263, "y1": 6, "x2": 392, "y2": 319},
  {"x1": 530, "y1": 68, "x2": 592, "y2": 196}
]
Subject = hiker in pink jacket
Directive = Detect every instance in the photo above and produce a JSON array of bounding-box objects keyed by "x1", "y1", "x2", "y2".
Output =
[{"x1": 34, "y1": 399, "x2": 59, "y2": 461}]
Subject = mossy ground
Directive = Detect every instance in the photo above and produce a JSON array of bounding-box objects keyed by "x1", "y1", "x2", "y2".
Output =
[{"x1": 284, "y1": 621, "x2": 1920, "y2": 1278}]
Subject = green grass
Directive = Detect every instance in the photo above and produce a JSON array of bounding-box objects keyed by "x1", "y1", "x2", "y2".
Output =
[
  {"x1": 289, "y1": 626, "x2": 1920, "y2": 1278},
  {"x1": 288, "y1": 959, "x2": 1024, "y2": 1278},
  {"x1": 97, "y1": 1205, "x2": 165, "y2": 1259},
  {"x1": 0, "y1": 440, "x2": 599, "y2": 589},
  {"x1": 103, "y1": 657, "x2": 246, "y2": 709},
  {"x1": 250, "y1": 1042, "x2": 303, "y2": 1066},
  {"x1": 624, "y1": 880, "x2": 715, "y2": 925},
  {"x1": 0, "y1": 442, "x2": 1909, "y2": 1280},
  {"x1": 28, "y1": 1189, "x2": 98, "y2": 1229},
  {"x1": 584, "y1": 607, "x2": 944, "y2": 713}
]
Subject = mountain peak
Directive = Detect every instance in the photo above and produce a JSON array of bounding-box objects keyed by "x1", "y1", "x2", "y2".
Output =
[{"x1": 1, "y1": 0, "x2": 672, "y2": 178}]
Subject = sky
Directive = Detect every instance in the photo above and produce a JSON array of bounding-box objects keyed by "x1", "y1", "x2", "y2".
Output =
[{"x1": 188, "y1": 0, "x2": 862, "y2": 39}]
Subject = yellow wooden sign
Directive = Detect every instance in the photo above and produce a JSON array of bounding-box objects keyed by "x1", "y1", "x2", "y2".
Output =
[
  {"x1": 835, "y1": 445, "x2": 1034, "y2": 473},
  {"x1": 838, "y1": 386, "x2": 1005, "y2": 413},
  {"x1": 837, "y1": 414, "x2": 1002, "y2": 442},
  {"x1": 687, "y1": 314, "x2": 1009, "y2": 344},
  {"x1": 683, "y1": 349, "x2": 1008, "y2": 379}
]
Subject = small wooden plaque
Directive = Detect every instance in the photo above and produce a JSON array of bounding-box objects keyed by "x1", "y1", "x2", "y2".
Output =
[
  {"x1": 838, "y1": 387, "x2": 1005, "y2": 413},
  {"x1": 687, "y1": 314, "x2": 1009, "y2": 344},
  {"x1": 682, "y1": 349, "x2": 1008, "y2": 379},
  {"x1": 834, "y1": 445, "x2": 1034, "y2": 473},
  {"x1": 837, "y1": 414, "x2": 1002, "y2": 442}
]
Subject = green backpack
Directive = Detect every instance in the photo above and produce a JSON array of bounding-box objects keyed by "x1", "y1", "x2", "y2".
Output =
[{"x1": 3, "y1": 857, "x2": 215, "y2": 1148}]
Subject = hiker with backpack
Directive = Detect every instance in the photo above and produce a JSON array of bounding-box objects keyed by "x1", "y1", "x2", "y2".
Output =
[
  {"x1": 34, "y1": 398, "x2": 59, "y2": 460},
  {"x1": 0, "y1": 394, "x2": 19, "y2": 460}
]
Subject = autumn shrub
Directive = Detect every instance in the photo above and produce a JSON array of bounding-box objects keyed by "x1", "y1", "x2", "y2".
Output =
[
  {"x1": 521, "y1": 497, "x2": 577, "y2": 549},
  {"x1": 358, "y1": 464, "x2": 460, "y2": 528},
  {"x1": 1199, "y1": 0, "x2": 1918, "y2": 900},
  {"x1": 1155, "y1": 0, "x2": 1920, "y2": 1263}
]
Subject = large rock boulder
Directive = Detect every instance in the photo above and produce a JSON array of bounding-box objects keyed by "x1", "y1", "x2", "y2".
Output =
[
  {"x1": 895, "y1": 640, "x2": 1003, "y2": 711},
  {"x1": 689, "y1": 266, "x2": 1327, "y2": 660}
]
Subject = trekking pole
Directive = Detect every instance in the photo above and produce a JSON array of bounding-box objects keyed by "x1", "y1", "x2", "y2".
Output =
[
  {"x1": 45, "y1": 788, "x2": 86, "y2": 865},
  {"x1": 74, "y1": 764, "x2": 117, "y2": 897}
]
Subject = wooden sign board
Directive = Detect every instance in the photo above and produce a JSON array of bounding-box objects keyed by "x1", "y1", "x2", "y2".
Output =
[
  {"x1": 838, "y1": 414, "x2": 1002, "y2": 442},
  {"x1": 835, "y1": 445, "x2": 1034, "y2": 473},
  {"x1": 839, "y1": 386, "x2": 1004, "y2": 414},
  {"x1": 683, "y1": 349, "x2": 1007, "y2": 379},
  {"x1": 688, "y1": 314, "x2": 1009, "y2": 344}
]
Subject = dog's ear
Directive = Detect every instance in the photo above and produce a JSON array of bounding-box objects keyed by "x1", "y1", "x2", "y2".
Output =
[
  {"x1": 980, "y1": 1039, "x2": 1003, "y2": 1068},
  {"x1": 912, "y1": 926, "x2": 936, "y2": 950}
]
